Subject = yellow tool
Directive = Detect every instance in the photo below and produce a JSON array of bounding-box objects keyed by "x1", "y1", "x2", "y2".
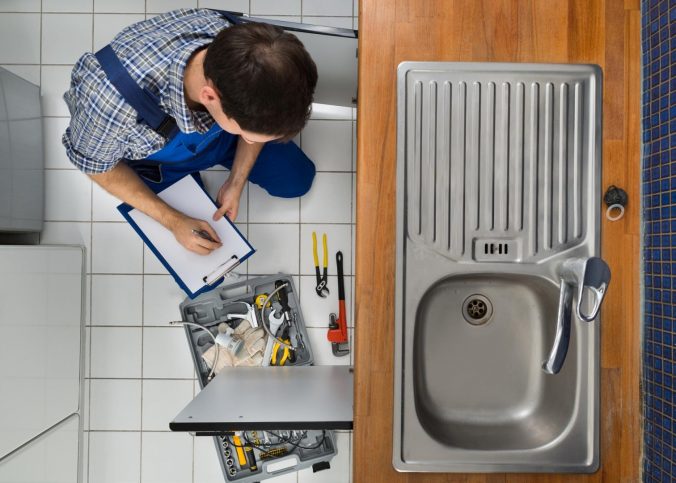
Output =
[
  {"x1": 271, "y1": 325, "x2": 294, "y2": 366},
  {"x1": 271, "y1": 339, "x2": 291, "y2": 365},
  {"x1": 312, "y1": 232, "x2": 329, "y2": 297},
  {"x1": 232, "y1": 433, "x2": 247, "y2": 467},
  {"x1": 254, "y1": 293, "x2": 271, "y2": 310}
]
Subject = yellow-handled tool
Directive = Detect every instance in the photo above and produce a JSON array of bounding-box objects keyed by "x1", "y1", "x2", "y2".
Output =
[
  {"x1": 312, "y1": 232, "x2": 329, "y2": 297},
  {"x1": 232, "y1": 433, "x2": 247, "y2": 467}
]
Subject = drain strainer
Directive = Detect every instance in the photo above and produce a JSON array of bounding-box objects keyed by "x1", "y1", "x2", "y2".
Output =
[{"x1": 462, "y1": 294, "x2": 493, "y2": 325}]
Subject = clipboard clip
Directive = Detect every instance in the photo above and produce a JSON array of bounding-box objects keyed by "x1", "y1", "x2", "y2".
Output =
[{"x1": 203, "y1": 255, "x2": 240, "y2": 285}]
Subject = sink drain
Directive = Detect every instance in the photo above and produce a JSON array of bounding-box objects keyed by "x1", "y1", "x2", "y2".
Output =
[{"x1": 462, "y1": 294, "x2": 493, "y2": 325}]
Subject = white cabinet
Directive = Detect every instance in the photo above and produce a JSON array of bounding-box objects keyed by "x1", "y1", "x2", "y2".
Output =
[{"x1": 0, "y1": 246, "x2": 84, "y2": 482}]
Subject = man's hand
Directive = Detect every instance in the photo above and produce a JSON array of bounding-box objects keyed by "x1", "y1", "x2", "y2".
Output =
[
  {"x1": 212, "y1": 137, "x2": 264, "y2": 221},
  {"x1": 168, "y1": 213, "x2": 222, "y2": 255},
  {"x1": 213, "y1": 177, "x2": 244, "y2": 221}
]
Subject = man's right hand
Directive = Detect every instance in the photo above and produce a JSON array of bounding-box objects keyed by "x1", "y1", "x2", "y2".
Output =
[{"x1": 168, "y1": 213, "x2": 222, "y2": 255}]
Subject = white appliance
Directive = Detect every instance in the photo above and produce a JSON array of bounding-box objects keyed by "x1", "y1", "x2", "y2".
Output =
[{"x1": 0, "y1": 246, "x2": 85, "y2": 483}]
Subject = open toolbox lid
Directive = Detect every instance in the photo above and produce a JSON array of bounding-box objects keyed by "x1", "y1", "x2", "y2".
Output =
[{"x1": 170, "y1": 366, "x2": 353, "y2": 433}]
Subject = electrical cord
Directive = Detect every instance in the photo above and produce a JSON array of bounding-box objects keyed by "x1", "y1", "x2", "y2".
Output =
[
  {"x1": 227, "y1": 430, "x2": 327, "y2": 451},
  {"x1": 258, "y1": 283, "x2": 295, "y2": 350},
  {"x1": 263, "y1": 430, "x2": 327, "y2": 450},
  {"x1": 168, "y1": 321, "x2": 218, "y2": 380}
]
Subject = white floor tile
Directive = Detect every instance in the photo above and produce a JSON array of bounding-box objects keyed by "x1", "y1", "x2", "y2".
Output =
[
  {"x1": 0, "y1": 14, "x2": 40, "y2": 63},
  {"x1": 247, "y1": 224, "x2": 299, "y2": 275},
  {"x1": 200, "y1": 169, "x2": 249, "y2": 222},
  {"x1": 305, "y1": 328, "x2": 350, "y2": 366},
  {"x1": 92, "y1": 181, "x2": 125, "y2": 221},
  {"x1": 141, "y1": 379, "x2": 194, "y2": 431},
  {"x1": 42, "y1": 14, "x2": 93, "y2": 65},
  {"x1": 299, "y1": 224, "x2": 352, "y2": 276},
  {"x1": 0, "y1": 0, "x2": 40, "y2": 12},
  {"x1": 143, "y1": 245, "x2": 169, "y2": 274},
  {"x1": 143, "y1": 274, "x2": 186, "y2": 325},
  {"x1": 92, "y1": 222, "x2": 144, "y2": 273},
  {"x1": 198, "y1": 0, "x2": 249, "y2": 14},
  {"x1": 89, "y1": 379, "x2": 141, "y2": 430},
  {"x1": 300, "y1": 173, "x2": 351, "y2": 224},
  {"x1": 43, "y1": 0, "x2": 94, "y2": 12},
  {"x1": 141, "y1": 432, "x2": 193, "y2": 483},
  {"x1": 89, "y1": 432, "x2": 140, "y2": 483},
  {"x1": 301, "y1": 120, "x2": 352, "y2": 172},
  {"x1": 39, "y1": 221, "x2": 92, "y2": 271},
  {"x1": 193, "y1": 436, "x2": 226, "y2": 483},
  {"x1": 299, "y1": 275, "x2": 352, "y2": 328},
  {"x1": 146, "y1": 0, "x2": 197, "y2": 13},
  {"x1": 302, "y1": 17, "x2": 353, "y2": 29},
  {"x1": 298, "y1": 432, "x2": 350, "y2": 483},
  {"x1": 0, "y1": 64, "x2": 40, "y2": 84},
  {"x1": 94, "y1": 0, "x2": 144, "y2": 13},
  {"x1": 93, "y1": 13, "x2": 145, "y2": 51},
  {"x1": 41, "y1": 65, "x2": 74, "y2": 116},
  {"x1": 44, "y1": 170, "x2": 92, "y2": 221},
  {"x1": 302, "y1": 0, "x2": 352, "y2": 17},
  {"x1": 91, "y1": 274, "x2": 143, "y2": 325},
  {"x1": 44, "y1": 117, "x2": 73, "y2": 169},
  {"x1": 248, "y1": 182, "x2": 300, "y2": 223},
  {"x1": 90, "y1": 326, "x2": 142, "y2": 378},
  {"x1": 143, "y1": 327, "x2": 195, "y2": 378},
  {"x1": 251, "y1": 0, "x2": 300, "y2": 16}
]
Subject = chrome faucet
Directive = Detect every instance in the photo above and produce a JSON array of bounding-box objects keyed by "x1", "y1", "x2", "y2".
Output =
[{"x1": 542, "y1": 257, "x2": 611, "y2": 375}]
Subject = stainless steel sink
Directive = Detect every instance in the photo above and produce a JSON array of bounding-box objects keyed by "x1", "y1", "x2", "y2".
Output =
[{"x1": 394, "y1": 62, "x2": 606, "y2": 473}]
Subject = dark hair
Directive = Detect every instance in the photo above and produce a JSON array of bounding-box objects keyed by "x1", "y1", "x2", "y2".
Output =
[{"x1": 203, "y1": 22, "x2": 318, "y2": 139}]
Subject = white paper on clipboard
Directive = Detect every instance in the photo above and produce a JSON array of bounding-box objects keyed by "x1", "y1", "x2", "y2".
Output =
[{"x1": 127, "y1": 176, "x2": 253, "y2": 294}]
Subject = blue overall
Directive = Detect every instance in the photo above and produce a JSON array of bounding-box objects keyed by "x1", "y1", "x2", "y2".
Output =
[{"x1": 93, "y1": 47, "x2": 315, "y2": 197}]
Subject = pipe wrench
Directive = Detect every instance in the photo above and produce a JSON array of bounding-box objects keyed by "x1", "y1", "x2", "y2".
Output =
[{"x1": 327, "y1": 251, "x2": 349, "y2": 356}]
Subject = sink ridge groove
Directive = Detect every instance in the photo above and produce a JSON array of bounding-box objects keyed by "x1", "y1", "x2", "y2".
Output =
[{"x1": 405, "y1": 71, "x2": 590, "y2": 262}]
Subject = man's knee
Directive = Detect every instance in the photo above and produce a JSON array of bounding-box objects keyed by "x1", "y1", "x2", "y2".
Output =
[{"x1": 264, "y1": 157, "x2": 316, "y2": 198}]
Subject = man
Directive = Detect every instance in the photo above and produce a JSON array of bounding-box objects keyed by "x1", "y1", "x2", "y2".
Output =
[{"x1": 63, "y1": 9, "x2": 318, "y2": 254}]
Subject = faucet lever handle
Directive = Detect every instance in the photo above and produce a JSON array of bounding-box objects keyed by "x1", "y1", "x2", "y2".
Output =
[{"x1": 577, "y1": 257, "x2": 611, "y2": 322}]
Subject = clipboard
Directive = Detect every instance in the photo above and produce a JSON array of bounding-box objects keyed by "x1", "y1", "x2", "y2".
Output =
[{"x1": 118, "y1": 174, "x2": 255, "y2": 298}]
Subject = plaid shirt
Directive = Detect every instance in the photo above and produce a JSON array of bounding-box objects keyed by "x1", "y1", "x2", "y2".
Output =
[{"x1": 62, "y1": 8, "x2": 229, "y2": 174}]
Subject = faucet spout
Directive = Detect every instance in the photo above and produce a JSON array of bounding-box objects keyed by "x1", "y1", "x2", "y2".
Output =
[{"x1": 542, "y1": 257, "x2": 611, "y2": 375}]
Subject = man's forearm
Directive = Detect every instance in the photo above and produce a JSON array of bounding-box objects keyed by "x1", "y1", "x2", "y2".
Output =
[
  {"x1": 228, "y1": 137, "x2": 264, "y2": 190},
  {"x1": 89, "y1": 162, "x2": 182, "y2": 229}
]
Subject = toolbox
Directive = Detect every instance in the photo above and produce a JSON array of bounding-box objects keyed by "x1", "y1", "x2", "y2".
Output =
[{"x1": 176, "y1": 275, "x2": 344, "y2": 483}]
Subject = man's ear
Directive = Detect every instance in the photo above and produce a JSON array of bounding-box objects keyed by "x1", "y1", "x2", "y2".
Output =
[{"x1": 199, "y1": 83, "x2": 220, "y2": 107}]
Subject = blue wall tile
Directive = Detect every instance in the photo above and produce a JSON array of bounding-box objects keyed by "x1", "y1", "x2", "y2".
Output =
[{"x1": 643, "y1": 0, "x2": 676, "y2": 480}]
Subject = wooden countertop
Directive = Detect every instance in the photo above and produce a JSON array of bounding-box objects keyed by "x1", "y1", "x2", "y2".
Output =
[{"x1": 353, "y1": 1, "x2": 641, "y2": 481}]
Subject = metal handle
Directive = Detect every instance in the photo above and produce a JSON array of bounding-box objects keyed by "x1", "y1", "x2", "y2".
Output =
[{"x1": 576, "y1": 257, "x2": 611, "y2": 322}]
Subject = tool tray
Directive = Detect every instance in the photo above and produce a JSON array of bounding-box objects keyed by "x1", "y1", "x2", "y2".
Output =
[{"x1": 179, "y1": 275, "x2": 337, "y2": 482}]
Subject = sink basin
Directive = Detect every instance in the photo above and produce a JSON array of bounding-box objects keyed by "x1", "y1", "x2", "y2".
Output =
[
  {"x1": 414, "y1": 274, "x2": 574, "y2": 451},
  {"x1": 394, "y1": 62, "x2": 602, "y2": 473}
]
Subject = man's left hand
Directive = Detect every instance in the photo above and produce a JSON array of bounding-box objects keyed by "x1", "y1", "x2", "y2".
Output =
[{"x1": 213, "y1": 178, "x2": 243, "y2": 221}]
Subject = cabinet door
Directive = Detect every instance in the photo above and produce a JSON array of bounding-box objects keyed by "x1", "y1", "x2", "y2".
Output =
[
  {"x1": 0, "y1": 246, "x2": 85, "y2": 458},
  {"x1": 0, "y1": 415, "x2": 80, "y2": 483}
]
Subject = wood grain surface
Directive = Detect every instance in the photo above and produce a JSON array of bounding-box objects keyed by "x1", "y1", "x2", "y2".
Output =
[{"x1": 353, "y1": 1, "x2": 641, "y2": 481}]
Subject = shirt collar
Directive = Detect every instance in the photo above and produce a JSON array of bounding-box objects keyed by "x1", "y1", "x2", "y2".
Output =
[{"x1": 166, "y1": 38, "x2": 215, "y2": 134}]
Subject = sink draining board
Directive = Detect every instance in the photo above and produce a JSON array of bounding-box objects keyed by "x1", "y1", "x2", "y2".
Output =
[{"x1": 400, "y1": 63, "x2": 601, "y2": 263}]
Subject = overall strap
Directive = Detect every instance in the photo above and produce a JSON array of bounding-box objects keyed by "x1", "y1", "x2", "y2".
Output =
[{"x1": 94, "y1": 45, "x2": 179, "y2": 140}]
